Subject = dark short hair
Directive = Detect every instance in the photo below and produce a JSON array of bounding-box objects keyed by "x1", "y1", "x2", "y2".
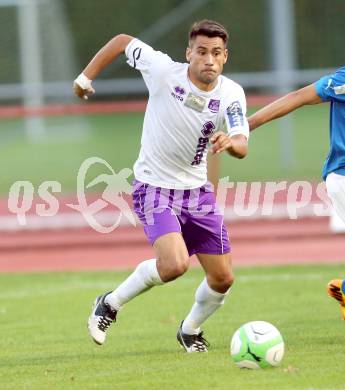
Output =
[{"x1": 189, "y1": 20, "x2": 228, "y2": 46}]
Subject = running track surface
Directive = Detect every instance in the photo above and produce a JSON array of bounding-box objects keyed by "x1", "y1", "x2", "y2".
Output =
[{"x1": 1, "y1": 217, "x2": 344, "y2": 273}]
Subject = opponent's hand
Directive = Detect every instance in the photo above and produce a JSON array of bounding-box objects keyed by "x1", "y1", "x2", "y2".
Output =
[
  {"x1": 210, "y1": 131, "x2": 232, "y2": 154},
  {"x1": 73, "y1": 73, "x2": 95, "y2": 100}
]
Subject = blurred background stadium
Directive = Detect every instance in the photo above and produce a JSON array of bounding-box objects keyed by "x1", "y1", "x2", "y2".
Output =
[
  {"x1": 1, "y1": 2, "x2": 345, "y2": 388},
  {"x1": 1, "y1": 0, "x2": 344, "y2": 194}
]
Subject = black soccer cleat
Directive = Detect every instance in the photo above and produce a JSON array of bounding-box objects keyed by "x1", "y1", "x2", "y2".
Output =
[
  {"x1": 177, "y1": 321, "x2": 209, "y2": 353},
  {"x1": 87, "y1": 292, "x2": 117, "y2": 345}
]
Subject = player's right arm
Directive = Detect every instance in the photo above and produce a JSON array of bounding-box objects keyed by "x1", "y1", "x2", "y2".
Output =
[
  {"x1": 73, "y1": 34, "x2": 134, "y2": 100},
  {"x1": 248, "y1": 84, "x2": 322, "y2": 131}
]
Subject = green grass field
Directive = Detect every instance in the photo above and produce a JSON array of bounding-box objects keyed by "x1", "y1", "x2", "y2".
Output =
[
  {"x1": 1, "y1": 264, "x2": 345, "y2": 390},
  {"x1": 0, "y1": 104, "x2": 330, "y2": 195}
]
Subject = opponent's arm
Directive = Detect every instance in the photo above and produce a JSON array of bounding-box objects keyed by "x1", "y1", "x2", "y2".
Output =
[
  {"x1": 248, "y1": 84, "x2": 322, "y2": 131},
  {"x1": 210, "y1": 133, "x2": 248, "y2": 159},
  {"x1": 73, "y1": 34, "x2": 134, "y2": 100}
]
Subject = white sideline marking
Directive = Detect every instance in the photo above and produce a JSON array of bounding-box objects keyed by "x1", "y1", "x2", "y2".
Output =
[
  {"x1": 237, "y1": 273, "x2": 323, "y2": 282},
  {"x1": 162, "y1": 272, "x2": 325, "y2": 287},
  {"x1": 0, "y1": 281, "x2": 118, "y2": 300},
  {"x1": 0, "y1": 273, "x2": 325, "y2": 300}
]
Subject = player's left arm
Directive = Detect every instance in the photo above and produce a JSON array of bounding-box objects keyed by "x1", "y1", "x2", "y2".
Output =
[
  {"x1": 216, "y1": 90, "x2": 249, "y2": 158},
  {"x1": 210, "y1": 132, "x2": 248, "y2": 158},
  {"x1": 248, "y1": 84, "x2": 322, "y2": 131}
]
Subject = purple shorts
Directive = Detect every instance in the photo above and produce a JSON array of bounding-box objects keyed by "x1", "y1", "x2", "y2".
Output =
[{"x1": 132, "y1": 180, "x2": 230, "y2": 256}]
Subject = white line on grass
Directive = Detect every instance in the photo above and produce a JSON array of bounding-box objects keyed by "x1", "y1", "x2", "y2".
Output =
[{"x1": 0, "y1": 273, "x2": 325, "y2": 300}]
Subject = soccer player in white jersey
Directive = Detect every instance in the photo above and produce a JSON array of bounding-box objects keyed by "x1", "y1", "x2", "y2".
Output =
[
  {"x1": 248, "y1": 66, "x2": 345, "y2": 321},
  {"x1": 74, "y1": 20, "x2": 249, "y2": 352}
]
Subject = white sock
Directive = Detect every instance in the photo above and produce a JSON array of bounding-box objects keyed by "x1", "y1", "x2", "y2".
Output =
[
  {"x1": 182, "y1": 278, "x2": 230, "y2": 335},
  {"x1": 105, "y1": 259, "x2": 163, "y2": 311}
]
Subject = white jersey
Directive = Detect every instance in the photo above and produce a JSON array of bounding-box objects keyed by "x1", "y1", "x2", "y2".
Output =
[{"x1": 125, "y1": 38, "x2": 249, "y2": 190}]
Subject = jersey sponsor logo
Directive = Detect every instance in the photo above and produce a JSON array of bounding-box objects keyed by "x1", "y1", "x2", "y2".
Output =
[
  {"x1": 191, "y1": 121, "x2": 215, "y2": 165},
  {"x1": 325, "y1": 78, "x2": 333, "y2": 90},
  {"x1": 184, "y1": 92, "x2": 206, "y2": 112},
  {"x1": 208, "y1": 99, "x2": 220, "y2": 113},
  {"x1": 227, "y1": 101, "x2": 244, "y2": 127},
  {"x1": 191, "y1": 137, "x2": 208, "y2": 166},
  {"x1": 323, "y1": 79, "x2": 345, "y2": 95},
  {"x1": 334, "y1": 84, "x2": 345, "y2": 95},
  {"x1": 171, "y1": 85, "x2": 186, "y2": 101},
  {"x1": 201, "y1": 121, "x2": 216, "y2": 137},
  {"x1": 132, "y1": 47, "x2": 142, "y2": 69}
]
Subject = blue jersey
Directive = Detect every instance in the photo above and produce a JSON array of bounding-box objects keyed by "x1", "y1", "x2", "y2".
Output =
[{"x1": 315, "y1": 67, "x2": 345, "y2": 180}]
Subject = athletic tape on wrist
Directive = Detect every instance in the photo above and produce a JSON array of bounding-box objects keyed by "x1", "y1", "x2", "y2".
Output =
[{"x1": 75, "y1": 73, "x2": 92, "y2": 89}]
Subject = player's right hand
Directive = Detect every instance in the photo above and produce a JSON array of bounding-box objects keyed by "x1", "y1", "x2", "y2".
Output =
[
  {"x1": 73, "y1": 82, "x2": 95, "y2": 100},
  {"x1": 73, "y1": 73, "x2": 95, "y2": 100}
]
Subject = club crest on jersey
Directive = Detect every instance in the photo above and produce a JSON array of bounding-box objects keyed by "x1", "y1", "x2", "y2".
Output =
[
  {"x1": 208, "y1": 99, "x2": 220, "y2": 113},
  {"x1": 171, "y1": 86, "x2": 186, "y2": 101}
]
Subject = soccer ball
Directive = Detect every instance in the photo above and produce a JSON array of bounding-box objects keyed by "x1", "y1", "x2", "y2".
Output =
[{"x1": 230, "y1": 321, "x2": 284, "y2": 369}]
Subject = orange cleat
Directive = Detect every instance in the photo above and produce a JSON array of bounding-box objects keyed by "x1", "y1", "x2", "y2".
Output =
[{"x1": 327, "y1": 279, "x2": 345, "y2": 320}]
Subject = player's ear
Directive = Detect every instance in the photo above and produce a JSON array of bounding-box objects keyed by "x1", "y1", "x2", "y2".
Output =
[
  {"x1": 186, "y1": 46, "x2": 191, "y2": 62},
  {"x1": 224, "y1": 49, "x2": 229, "y2": 64}
]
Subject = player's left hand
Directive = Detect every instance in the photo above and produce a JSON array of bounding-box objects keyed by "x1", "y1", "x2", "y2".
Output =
[{"x1": 210, "y1": 131, "x2": 232, "y2": 154}]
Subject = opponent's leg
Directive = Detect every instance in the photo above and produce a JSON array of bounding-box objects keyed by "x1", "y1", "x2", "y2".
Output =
[
  {"x1": 326, "y1": 172, "x2": 345, "y2": 232},
  {"x1": 177, "y1": 252, "x2": 233, "y2": 352},
  {"x1": 325, "y1": 174, "x2": 345, "y2": 319}
]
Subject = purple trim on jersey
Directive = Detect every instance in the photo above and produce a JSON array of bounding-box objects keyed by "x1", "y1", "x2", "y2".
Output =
[{"x1": 132, "y1": 179, "x2": 231, "y2": 256}]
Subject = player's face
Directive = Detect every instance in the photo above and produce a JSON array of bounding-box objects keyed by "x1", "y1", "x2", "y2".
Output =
[{"x1": 186, "y1": 35, "x2": 228, "y2": 91}]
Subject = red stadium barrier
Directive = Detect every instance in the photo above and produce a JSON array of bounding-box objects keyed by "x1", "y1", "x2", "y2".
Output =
[{"x1": 0, "y1": 96, "x2": 278, "y2": 119}]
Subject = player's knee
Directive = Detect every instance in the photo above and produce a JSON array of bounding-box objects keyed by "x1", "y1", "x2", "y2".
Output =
[
  {"x1": 209, "y1": 272, "x2": 234, "y2": 293},
  {"x1": 169, "y1": 259, "x2": 189, "y2": 279},
  {"x1": 219, "y1": 274, "x2": 234, "y2": 291},
  {"x1": 157, "y1": 256, "x2": 189, "y2": 282}
]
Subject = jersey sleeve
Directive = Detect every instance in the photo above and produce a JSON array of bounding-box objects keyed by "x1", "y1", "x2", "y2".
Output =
[
  {"x1": 223, "y1": 87, "x2": 250, "y2": 139},
  {"x1": 125, "y1": 38, "x2": 173, "y2": 95},
  {"x1": 315, "y1": 67, "x2": 345, "y2": 103}
]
